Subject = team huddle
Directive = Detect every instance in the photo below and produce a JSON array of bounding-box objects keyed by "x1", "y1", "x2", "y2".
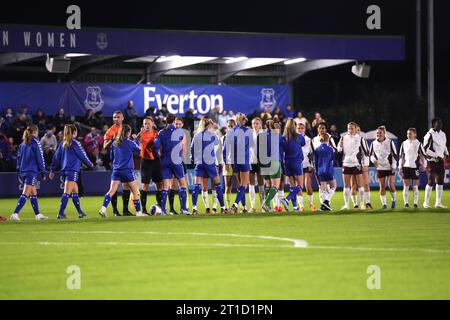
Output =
[{"x1": 7, "y1": 110, "x2": 449, "y2": 221}]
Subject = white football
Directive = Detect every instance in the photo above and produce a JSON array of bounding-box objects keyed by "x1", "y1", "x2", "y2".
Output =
[{"x1": 150, "y1": 205, "x2": 162, "y2": 216}]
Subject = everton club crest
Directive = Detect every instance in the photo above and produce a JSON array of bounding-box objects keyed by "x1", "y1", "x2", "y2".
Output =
[
  {"x1": 84, "y1": 86, "x2": 104, "y2": 113},
  {"x1": 96, "y1": 33, "x2": 108, "y2": 50},
  {"x1": 260, "y1": 88, "x2": 277, "y2": 112}
]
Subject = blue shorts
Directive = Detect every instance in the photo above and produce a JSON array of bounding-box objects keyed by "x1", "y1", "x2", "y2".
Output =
[
  {"x1": 111, "y1": 169, "x2": 136, "y2": 183},
  {"x1": 63, "y1": 171, "x2": 79, "y2": 182},
  {"x1": 284, "y1": 160, "x2": 303, "y2": 177},
  {"x1": 21, "y1": 175, "x2": 37, "y2": 186},
  {"x1": 161, "y1": 161, "x2": 185, "y2": 180},
  {"x1": 318, "y1": 173, "x2": 334, "y2": 182},
  {"x1": 194, "y1": 164, "x2": 218, "y2": 178},
  {"x1": 232, "y1": 163, "x2": 251, "y2": 173}
]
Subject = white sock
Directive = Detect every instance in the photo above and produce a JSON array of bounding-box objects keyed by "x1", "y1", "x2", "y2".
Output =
[
  {"x1": 413, "y1": 186, "x2": 419, "y2": 205},
  {"x1": 380, "y1": 194, "x2": 387, "y2": 206},
  {"x1": 202, "y1": 191, "x2": 210, "y2": 209},
  {"x1": 101, "y1": 206, "x2": 107, "y2": 213},
  {"x1": 249, "y1": 185, "x2": 256, "y2": 209},
  {"x1": 364, "y1": 191, "x2": 371, "y2": 204},
  {"x1": 436, "y1": 185, "x2": 443, "y2": 205},
  {"x1": 277, "y1": 190, "x2": 284, "y2": 206},
  {"x1": 273, "y1": 192, "x2": 278, "y2": 207},
  {"x1": 329, "y1": 186, "x2": 336, "y2": 203},
  {"x1": 424, "y1": 185, "x2": 432, "y2": 205},
  {"x1": 351, "y1": 194, "x2": 357, "y2": 207},
  {"x1": 358, "y1": 187, "x2": 365, "y2": 206},
  {"x1": 308, "y1": 194, "x2": 313, "y2": 205},
  {"x1": 258, "y1": 185, "x2": 265, "y2": 206},
  {"x1": 297, "y1": 195, "x2": 304, "y2": 208},
  {"x1": 319, "y1": 187, "x2": 324, "y2": 204},
  {"x1": 391, "y1": 192, "x2": 396, "y2": 201},
  {"x1": 212, "y1": 190, "x2": 218, "y2": 209},
  {"x1": 344, "y1": 188, "x2": 350, "y2": 207},
  {"x1": 321, "y1": 190, "x2": 329, "y2": 202},
  {"x1": 403, "y1": 186, "x2": 409, "y2": 205}
]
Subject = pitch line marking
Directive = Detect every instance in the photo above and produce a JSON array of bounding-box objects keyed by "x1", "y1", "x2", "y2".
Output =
[{"x1": 4, "y1": 231, "x2": 308, "y2": 249}]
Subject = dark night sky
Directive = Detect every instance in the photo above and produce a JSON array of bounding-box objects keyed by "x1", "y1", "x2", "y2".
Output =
[{"x1": 0, "y1": 0, "x2": 449, "y2": 84}]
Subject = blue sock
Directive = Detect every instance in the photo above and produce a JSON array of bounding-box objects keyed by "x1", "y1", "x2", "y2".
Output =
[
  {"x1": 179, "y1": 187, "x2": 187, "y2": 211},
  {"x1": 58, "y1": 193, "x2": 70, "y2": 217},
  {"x1": 14, "y1": 194, "x2": 28, "y2": 214},
  {"x1": 192, "y1": 184, "x2": 202, "y2": 207},
  {"x1": 234, "y1": 186, "x2": 246, "y2": 205},
  {"x1": 160, "y1": 190, "x2": 168, "y2": 213},
  {"x1": 133, "y1": 199, "x2": 141, "y2": 212},
  {"x1": 241, "y1": 186, "x2": 247, "y2": 207},
  {"x1": 286, "y1": 187, "x2": 295, "y2": 201},
  {"x1": 215, "y1": 184, "x2": 225, "y2": 208},
  {"x1": 71, "y1": 193, "x2": 83, "y2": 214},
  {"x1": 102, "y1": 194, "x2": 111, "y2": 208},
  {"x1": 29, "y1": 195, "x2": 40, "y2": 215}
]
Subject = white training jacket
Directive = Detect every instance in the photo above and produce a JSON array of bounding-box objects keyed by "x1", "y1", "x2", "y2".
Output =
[
  {"x1": 399, "y1": 139, "x2": 426, "y2": 169},
  {"x1": 369, "y1": 138, "x2": 398, "y2": 171},
  {"x1": 423, "y1": 129, "x2": 448, "y2": 162},
  {"x1": 337, "y1": 133, "x2": 369, "y2": 168},
  {"x1": 311, "y1": 133, "x2": 337, "y2": 151},
  {"x1": 302, "y1": 134, "x2": 313, "y2": 168}
]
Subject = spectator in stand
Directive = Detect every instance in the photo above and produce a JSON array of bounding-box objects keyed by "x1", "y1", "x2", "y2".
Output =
[
  {"x1": 160, "y1": 104, "x2": 169, "y2": 117},
  {"x1": 83, "y1": 109, "x2": 98, "y2": 128},
  {"x1": 260, "y1": 106, "x2": 272, "y2": 124},
  {"x1": 83, "y1": 126, "x2": 104, "y2": 166},
  {"x1": 40, "y1": 128, "x2": 58, "y2": 168},
  {"x1": 228, "y1": 110, "x2": 236, "y2": 121},
  {"x1": 0, "y1": 115, "x2": 11, "y2": 136},
  {"x1": 145, "y1": 106, "x2": 156, "y2": 118},
  {"x1": 53, "y1": 107, "x2": 70, "y2": 133},
  {"x1": 11, "y1": 113, "x2": 31, "y2": 144},
  {"x1": 56, "y1": 130, "x2": 64, "y2": 143},
  {"x1": 295, "y1": 111, "x2": 309, "y2": 126},
  {"x1": 272, "y1": 105, "x2": 285, "y2": 123},
  {"x1": 218, "y1": 110, "x2": 228, "y2": 129},
  {"x1": 329, "y1": 124, "x2": 340, "y2": 146},
  {"x1": 285, "y1": 104, "x2": 295, "y2": 119},
  {"x1": 4, "y1": 107, "x2": 14, "y2": 125},
  {"x1": 33, "y1": 108, "x2": 48, "y2": 136},
  {"x1": 0, "y1": 133, "x2": 10, "y2": 172},
  {"x1": 305, "y1": 121, "x2": 315, "y2": 138},
  {"x1": 18, "y1": 105, "x2": 33, "y2": 124},
  {"x1": 94, "y1": 111, "x2": 107, "y2": 130},
  {"x1": 184, "y1": 107, "x2": 196, "y2": 133},
  {"x1": 123, "y1": 100, "x2": 138, "y2": 133},
  {"x1": 273, "y1": 114, "x2": 281, "y2": 124},
  {"x1": 208, "y1": 105, "x2": 221, "y2": 124},
  {"x1": 311, "y1": 112, "x2": 325, "y2": 133}
]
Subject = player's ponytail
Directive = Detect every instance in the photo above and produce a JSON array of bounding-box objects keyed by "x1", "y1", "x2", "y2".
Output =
[
  {"x1": 22, "y1": 125, "x2": 38, "y2": 145},
  {"x1": 63, "y1": 124, "x2": 77, "y2": 148},
  {"x1": 283, "y1": 118, "x2": 297, "y2": 141},
  {"x1": 236, "y1": 113, "x2": 248, "y2": 126},
  {"x1": 266, "y1": 120, "x2": 275, "y2": 130},
  {"x1": 116, "y1": 124, "x2": 132, "y2": 146},
  {"x1": 197, "y1": 118, "x2": 212, "y2": 133}
]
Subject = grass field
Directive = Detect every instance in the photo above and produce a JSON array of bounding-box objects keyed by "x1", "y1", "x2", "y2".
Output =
[{"x1": 1, "y1": 190, "x2": 450, "y2": 300}]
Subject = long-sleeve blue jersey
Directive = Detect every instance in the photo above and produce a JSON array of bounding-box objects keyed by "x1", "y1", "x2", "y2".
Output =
[
  {"x1": 224, "y1": 125, "x2": 252, "y2": 165},
  {"x1": 260, "y1": 129, "x2": 284, "y2": 164},
  {"x1": 153, "y1": 124, "x2": 184, "y2": 162},
  {"x1": 314, "y1": 143, "x2": 335, "y2": 177},
  {"x1": 283, "y1": 133, "x2": 305, "y2": 162},
  {"x1": 111, "y1": 138, "x2": 140, "y2": 170},
  {"x1": 191, "y1": 129, "x2": 219, "y2": 165},
  {"x1": 51, "y1": 139, "x2": 93, "y2": 172},
  {"x1": 16, "y1": 136, "x2": 46, "y2": 176}
]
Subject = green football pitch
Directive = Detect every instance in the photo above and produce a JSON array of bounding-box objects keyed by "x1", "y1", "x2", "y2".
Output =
[{"x1": 1, "y1": 191, "x2": 450, "y2": 300}]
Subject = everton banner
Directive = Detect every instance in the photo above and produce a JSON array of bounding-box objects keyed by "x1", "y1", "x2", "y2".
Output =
[{"x1": 0, "y1": 82, "x2": 289, "y2": 116}]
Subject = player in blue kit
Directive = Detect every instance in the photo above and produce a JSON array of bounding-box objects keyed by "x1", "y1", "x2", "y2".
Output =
[
  {"x1": 190, "y1": 118, "x2": 230, "y2": 215},
  {"x1": 225, "y1": 113, "x2": 252, "y2": 214},
  {"x1": 98, "y1": 124, "x2": 145, "y2": 218},
  {"x1": 280, "y1": 118, "x2": 306, "y2": 212},
  {"x1": 49, "y1": 124, "x2": 93, "y2": 219},
  {"x1": 314, "y1": 134, "x2": 336, "y2": 211},
  {"x1": 10, "y1": 125, "x2": 48, "y2": 221},
  {"x1": 153, "y1": 114, "x2": 190, "y2": 215}
]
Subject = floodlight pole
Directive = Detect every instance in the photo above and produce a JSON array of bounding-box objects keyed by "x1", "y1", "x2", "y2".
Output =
[
  {"x1": 427, "y1": 0, "x2": 435, "y2": 128},
  {"x1": 416, "y1": 0, "x2": 422, "y2": 100}
]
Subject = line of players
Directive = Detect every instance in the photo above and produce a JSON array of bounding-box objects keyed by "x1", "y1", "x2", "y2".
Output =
[{"x1": 6, "y1": 112, "x2": 448, "y2": 221}]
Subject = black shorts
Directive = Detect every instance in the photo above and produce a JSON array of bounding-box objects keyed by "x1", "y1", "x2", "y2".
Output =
[
  {"x1": 250, "y1": 163, "x2": 261, "y2": 174},
  {"x1": 343, "y1": 166, "x2": 362, "y2": 175},
  {"x1": 377, "y1": 169, "x2": 395, "y2": 179},
  {"x1": 303, "y1": 167, "x2": 313, "y2": 174},
  {"x1": 141, "y1": 158, "x2": 162, "y2": 184},
  {"x1": 427, "y1": 160, "x2": 445, "y2": 175},
  {"x1": 402, "y1": 167, "x2": 420, "y2": 180}
]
